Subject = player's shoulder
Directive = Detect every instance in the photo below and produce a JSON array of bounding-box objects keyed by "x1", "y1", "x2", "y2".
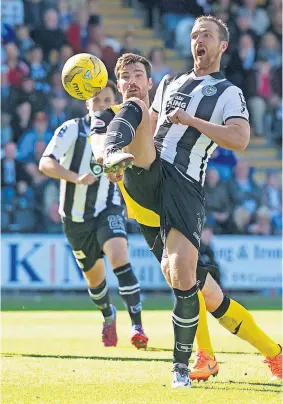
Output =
[
  {"x1": 216, "y1": 78, "x2": 244, "y2": 94},
  {"x1": 54, "y1": 118, "x2": 79, "y2": 137}
]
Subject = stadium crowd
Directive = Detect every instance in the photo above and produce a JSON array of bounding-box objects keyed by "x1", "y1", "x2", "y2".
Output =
[{"x1": 1, "y1": 0, "x2": 282, "y2": 237}]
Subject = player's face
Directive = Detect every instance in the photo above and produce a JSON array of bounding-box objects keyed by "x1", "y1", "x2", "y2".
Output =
[
  {"x1": 191, "y1": 21, "x2": 227, "y2": 71},
  {"x1": 117, "y1": 62, "x2": 153, "y2": 101},
  {"x1": 86, "y1": 86, "x2": 116, "y2": 113}
]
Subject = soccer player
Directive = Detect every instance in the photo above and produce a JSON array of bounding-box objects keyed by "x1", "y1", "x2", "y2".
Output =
[
  {"x1": 97, "y1": 15, "x2": 251, "y2": 388},
  {"x1": 89, "y1": 57, "x2": 282, "y2": 382},
  {"x1": 39, "y1": 81, "x2": 148, "y2": 350}
]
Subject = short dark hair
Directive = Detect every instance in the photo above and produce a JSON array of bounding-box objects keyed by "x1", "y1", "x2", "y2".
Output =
[
  {"x1": 195, "y1": 15, "x2": 229, "y2": 42},
  {"x1": 115, "y1": 53, "x2": 152, "y2": 79}
]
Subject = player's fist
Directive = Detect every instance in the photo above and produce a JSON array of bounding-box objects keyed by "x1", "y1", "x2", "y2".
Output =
[
  {"x1": 167, "y1": 108, "x2": 191, "y2": 125},
  {"x1": 76, "y1": 173, "x2": 98, "y2": 185}
]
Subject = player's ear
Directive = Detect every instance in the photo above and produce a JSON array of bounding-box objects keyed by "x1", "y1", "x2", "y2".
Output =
[
  {"x1": 148, "y1": 77, "x2": 153, "y2": 90},
  {"x1": 222, "y1": 41, "x2": 228, "y2": 53}
]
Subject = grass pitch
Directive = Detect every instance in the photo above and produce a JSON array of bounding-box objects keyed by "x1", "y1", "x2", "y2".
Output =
[{"x1": 1, "y1": 295, "x2": 282, "y2": 404}]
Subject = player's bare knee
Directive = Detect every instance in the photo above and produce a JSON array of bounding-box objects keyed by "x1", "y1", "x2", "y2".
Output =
[
  {"x1": 161, "y1": 258, "x2": 171, "y2": 286},
  {"x1": 104, "y1": 238, "x2": 129, "y2": 269}
]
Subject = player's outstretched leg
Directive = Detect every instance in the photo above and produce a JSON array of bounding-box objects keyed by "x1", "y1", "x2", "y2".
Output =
[
  {"x1": 202, "y1": 273, "x2": 282, "y2": 380},
  {"x1": 86, "y1": 259, "x2": 118, "y2": 347},
  {"x1": 103, "y1": 237, "x2": 148, "y2": 349},
  {"x1": 103, "y1": 98, "x2": 155, "y2": 173}
]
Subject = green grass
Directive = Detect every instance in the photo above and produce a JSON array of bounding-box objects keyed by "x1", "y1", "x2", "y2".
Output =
[
  {"x1": 1, "y1": 307, "x2": 282, "y2": 404},
  {"x1": 2, "y1": 292, "x2": 282, "y2": 311}
]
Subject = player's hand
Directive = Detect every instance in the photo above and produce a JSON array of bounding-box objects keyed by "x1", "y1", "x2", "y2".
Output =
[
  {"x1": 167, "y1": 108, "x2": 191, "y2": 125},
  {"x1": 76, "y1": 173, "x2": 98, "y2": 185}
]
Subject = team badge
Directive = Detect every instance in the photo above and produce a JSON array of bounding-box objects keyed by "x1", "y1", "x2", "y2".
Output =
[{"x1": 202, "y1": 85, "x2": 217, "y2": 96}]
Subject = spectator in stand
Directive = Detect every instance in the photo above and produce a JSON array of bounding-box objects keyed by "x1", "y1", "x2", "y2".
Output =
[
  {"x1": 11, "y1": 180, "x2": 37, "y2": 233},
  {"x1": 148, "y1": 47, "x2": 171, "y2": 87},
  {"x1": 47, "y1": 49, "x2": 60, "y2": 77},
  {"x1": 269, "y1": 9, "x2": 282, "y2": 44},
  {"x1": 246, "y1": 58, "x2": 272, "y2": 137},
  {"x1": 28, "y1": 45, "x2": 50, "y2": 91},
  {"x1": 48, "y1": 94, "x2": 68, "y2": 131},
  {"x1": 228, "y1": 160, "x2": 262, "y2": 233},
  {"x1": 1, "y1": 142, "x2": 31, "y2": 194},
  {"x1": 67, "y1": 8, "x2": 91, "y2": 52},
  {"x1": 11, "y1": 101, "x2": 33, "y2": 143},
  {"x1": 1, "y1": 112, "x2": 13, "y2": 146},
  {"x1": 226, "y1": 33, "x2": 256, "y2": 90},
  {"x1": 160, "y1": 0, "x2": 204, "y2": 48},
  {"x1": 58, "y1": 44, "x2": 74, "y2": 70},
  {"x1": 237, "y1": 0, "x2": 270, "y2": 37},
  {"x1": 257, "y1": 32, "x2": 281, "y2": 68},
  {"x1": 5, "y1": 42, "x2": 29, "y2": 88},
  {"x1": 120, "y1": 31, "x2": 141, "y2": 56},
  {"x1": 208, "y1": 147, "x2": 237, "y2": 180},
  {"x1": 44, "y1": 202, "x2": 62, "y2": 233},
  {"x1": 228, "y1": 12, "x2": 257, "y2": 54},
  {"x1": 2, "y1": 23, "x2": 17, "y2": 44},
  {"x1": 262, "y1": 171, "x2": 282, "y2": 232},
  {"x1": 248, "y1": 206, "x2": 274, "y2": 236},
  {"x1": 268, "y1": 64, "x2": 282, "y2": 145},
  {"x1": 58, "y1": 0, "x2": 72, "y2": 32},
  {"x1": 204, "y1": 168, "x2": 231, "y2": 234},
  {"x1": 15, "y1": 25, "x2": 35, "y2": 58},
  {"x1": 31, "y1": 8, "x2": 66, "y2": 60},
  {"x1": 17, "y1": 112, "x2": 52, "y2": 162},
  {"x1": 16, "y1": 75, "x2": 48, "y2": 113},
  {"x1": 49, "y1": 70, "x2": 66, "y2": 98},
  {"x1": 24, "y1": 0, "x2": 44, "y2": 27}
]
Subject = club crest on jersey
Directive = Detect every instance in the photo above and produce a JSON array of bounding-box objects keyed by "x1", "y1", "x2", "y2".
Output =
[
  {"x1": 90, "y1": 156, "x2": 103, "y2": 177},
  {"x1": 202, "y1": 85, "x2": 217, "y2": 97},
  {"x1": 165, "y1": 92, "x2": 192, "y2": 114}
]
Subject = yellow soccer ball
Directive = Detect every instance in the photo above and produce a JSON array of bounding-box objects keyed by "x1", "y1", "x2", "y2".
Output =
[{"x1": 61, "y1": 53, "x2": 108, "y2": 100}]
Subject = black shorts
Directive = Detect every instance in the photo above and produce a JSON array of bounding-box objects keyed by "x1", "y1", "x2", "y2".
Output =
[
  {"x1": 139, "y1": 224, "x2": 209, "y2": 290},
  {"x1": 63, "y1": 205, "x2": 127, "y2": 272},
  {"x1": 124, "y1": 155, "x2": 205, "y2": 250}
]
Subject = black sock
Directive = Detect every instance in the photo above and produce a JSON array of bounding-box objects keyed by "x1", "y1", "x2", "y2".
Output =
[
  {"x1": 114, "y1": 263, "x2": 142, "y2": 326},
  {"x1": 172, "y1": 285, "x2": 200, "y2": 366},
  {"x1": 88, "y1": 279, "x2": 113, "y2": 322},
  {"x1": 105, "y1": 101, "x2": 143, "y2": 151}
]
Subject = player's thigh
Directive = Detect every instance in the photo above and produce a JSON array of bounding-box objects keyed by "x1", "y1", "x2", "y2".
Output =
[
  {"x1": 201, "y1": 272, "x2": 224, "y2": 312},
  {"x1": 166, "y1": 228, "x2": 198, "y2": 290},
  {"x1": 124, "y1": 107, "x2": 156, "y2": 170},
  {"x1": 96, "y1": 206, "x2": 129, "y2": 269},
  {"x1": 63, "y1": 218, "x2": 103, "y2": 273},
  {"x1": 123, "y1": 155, "x2": 162, "y2": 214}
]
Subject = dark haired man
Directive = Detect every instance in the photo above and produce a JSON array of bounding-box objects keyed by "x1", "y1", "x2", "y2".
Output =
[{"x1": 39, "y1": 81, "x2": 148, "y2": 350}]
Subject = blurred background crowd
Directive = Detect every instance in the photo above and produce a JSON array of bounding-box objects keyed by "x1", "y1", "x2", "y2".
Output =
[{"x1": 1, "y1": 0, "x2": 282, "y2": 242}]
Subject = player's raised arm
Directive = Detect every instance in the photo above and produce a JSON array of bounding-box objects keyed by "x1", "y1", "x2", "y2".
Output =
[
  {"x1": 167, "y1": 87, "x2": 250, "y2": 151},
  {"x1": 39, "y1": 121, "x2": 97, "y2": 185}
]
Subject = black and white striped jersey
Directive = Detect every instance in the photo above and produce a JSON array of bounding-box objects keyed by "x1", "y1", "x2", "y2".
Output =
[
  {"x1": 43, "y1": 115, "x2": 122, "y2": 222},
  {"x1": 152, "y1": 70, "x2": 249, "y2": 185}
]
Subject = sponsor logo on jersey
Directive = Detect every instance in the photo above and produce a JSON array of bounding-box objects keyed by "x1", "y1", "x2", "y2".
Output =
[
  {"x1": 93, "y1": 118, "x2": 105, "y2": 128},
  {"x1": 202, "y1": 85, "x2": 217, "y2": 97},
  {"x1": 165, "y1": 92, "x2": 192, "y2": 114}
]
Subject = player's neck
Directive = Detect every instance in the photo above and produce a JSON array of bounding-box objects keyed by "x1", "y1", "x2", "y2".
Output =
[{"x1": 193, "y1": 62, "x2": 221, "y2": 77}]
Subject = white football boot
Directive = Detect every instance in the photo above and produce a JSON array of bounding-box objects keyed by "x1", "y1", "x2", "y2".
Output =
[{"x1": 172, "y1": 363, "x2": 192, "y2": 389}]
